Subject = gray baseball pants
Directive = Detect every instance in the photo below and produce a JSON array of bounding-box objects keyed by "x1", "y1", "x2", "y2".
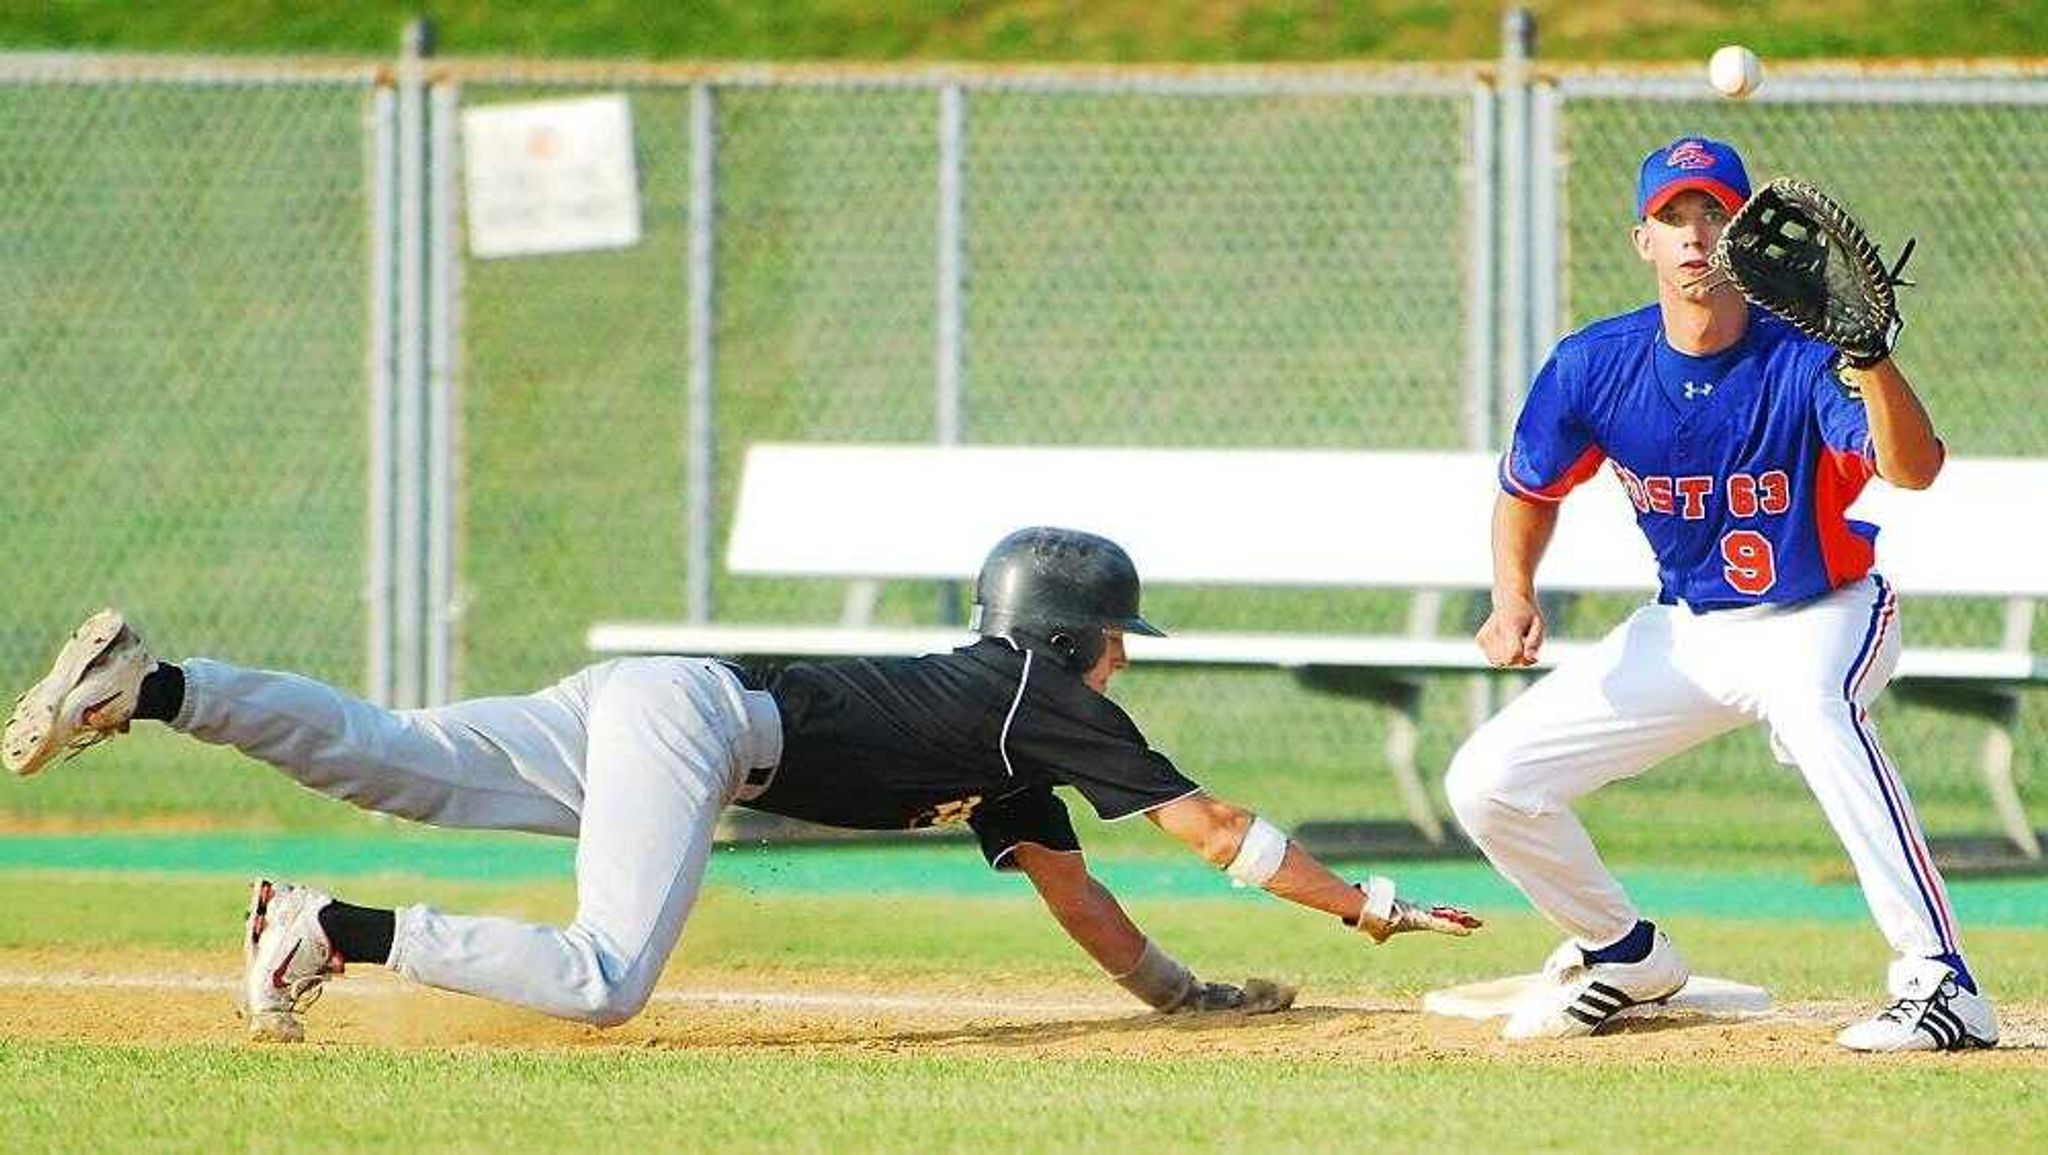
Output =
[{"x1": 172, "y1": 655, "x2": 782, "y2": 1025}]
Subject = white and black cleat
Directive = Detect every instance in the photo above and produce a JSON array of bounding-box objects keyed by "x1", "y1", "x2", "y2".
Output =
[
  {"x1": 1503, "y1": 929, "x2": 1691, "y2": 1040},
  {"x1": 1838, "y1": 957, "x2": 1998, "y2": 1053}
]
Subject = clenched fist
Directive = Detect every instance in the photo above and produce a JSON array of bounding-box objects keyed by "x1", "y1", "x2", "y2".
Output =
[{"x1": 1476, "y1": 593, "x2": 1545, "y2": 668}]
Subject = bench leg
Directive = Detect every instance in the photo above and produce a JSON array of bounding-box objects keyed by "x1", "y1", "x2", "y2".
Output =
[
  {"x1": 1294, "y1": 666, "x2": 1448, "y2": 846},
  {"x1": 839, "y1": 580, "x2": 881, "y2": 627},
  {"x1": 1979, "y1": 696, "x2": 2042, "y2": 860},
  {"x1": 1895, "y1": 677, "x2": 2042, "y2": 862},
  {"x1": 1384, "y1": 684, "x2": 1446, "y2": 846}
]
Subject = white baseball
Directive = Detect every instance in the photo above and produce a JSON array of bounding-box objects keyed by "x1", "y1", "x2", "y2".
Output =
[{"x1": 1709, "y1": 45, "x2": 1763, "y2": 99}]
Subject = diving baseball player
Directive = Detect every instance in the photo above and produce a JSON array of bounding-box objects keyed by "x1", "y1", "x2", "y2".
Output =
[
  {"x1": 6, "y1": 527, "x2": 1479, "y2": 1042},
  {"x1": 1444, "y1": 136, "x2": 1994, "y2": 1051}
]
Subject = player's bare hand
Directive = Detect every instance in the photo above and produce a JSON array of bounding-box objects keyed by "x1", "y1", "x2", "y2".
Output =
[
  {"x1": 1348, "y1": 876, "x2": 1484, "y2": 943},
  {"x1": 1170, "y1": 977, "x2": 1297, "y2": 1015},
  {"x1": 1361, "y1": 898, "x2": 1485, "y2": 943},
  {"x1": 1476, "y1": 595, "x2": 1545, "y2": 668}
]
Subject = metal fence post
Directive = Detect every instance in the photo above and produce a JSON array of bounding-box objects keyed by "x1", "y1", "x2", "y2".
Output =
[
  {"x1": 365, "y1": 79, "x2": 398, "y2": 706},
  {"x1": 686, "y1": 83, "x2": 718, "y2": 624},
  {"x1": 393, "y1": 19, "x2": 430, "y2": 707},
  {"x1": 937, "y1": 83, "x2": 965, "y2": 447},
  {"x1": 1529, "y1": 78, "x2": 1562, "y2": 364},
  {"x1": 1465, "y1": 80, "x2": 1497, "y2": 454},
  {"x1": 426, "y1": 77, "x2": 459, "y2": 704},
  {"x1": 1497, "y1": 7, "x2": 1536, "y2": 432},
  {"x1": 935, "y1": 83, "x2": 967, "y2": 624}
]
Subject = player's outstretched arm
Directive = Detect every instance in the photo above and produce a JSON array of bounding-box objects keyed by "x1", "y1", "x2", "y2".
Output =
[
  {"x1": 1843, "y1": 358, "x2": 1943, "y2": 489},
  {"x1": 1476, "y1": 493, "x2": 1560, "y2": 668},
  {"x1": 1144, "y1": 792, "x2": 1482, "y2": 942},
  {"x1": 1011, "y1": 841, "x2": 1294, "y2": 1014}
]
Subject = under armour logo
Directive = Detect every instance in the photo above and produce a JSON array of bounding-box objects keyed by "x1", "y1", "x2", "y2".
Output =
[{"x1": 1682, "y1": 381, "x2": 1715, "y2": 400}]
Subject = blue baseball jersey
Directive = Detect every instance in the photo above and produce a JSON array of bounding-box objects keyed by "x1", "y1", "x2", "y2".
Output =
[{"x1": 1501, "y1": 304, "x2": 1887, "y2": 612}]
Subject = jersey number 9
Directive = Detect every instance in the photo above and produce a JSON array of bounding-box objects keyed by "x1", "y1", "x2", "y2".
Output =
[{"x1": 1720, "y1": 530, "x2": 1777, "y2": 595}]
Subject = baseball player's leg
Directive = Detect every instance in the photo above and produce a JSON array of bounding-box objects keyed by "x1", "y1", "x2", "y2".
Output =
[
  {"x1": 385, "y1": 658, "x2": 773, "y2": 1024},
  {"x1": 171, "y1": 657, "x2": 594, "y2": 835},
  {"x1": 1752, "y1": 577, "x2": 1992, "y2": 1049},
  {"x1": 8, "y1": 610, "x2": 585, "y2": 838},
  {"x1": 1447, "y1": 603, "x2": 1747, "y2": 945},
  {"x1": 1447, "y1": 604, "x2": 1750, "y2": 1038}
]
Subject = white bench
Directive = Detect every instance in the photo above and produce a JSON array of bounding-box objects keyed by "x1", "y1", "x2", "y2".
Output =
[{"x1": 591, "y1": 444, "x2": 2048, "y2": 857}]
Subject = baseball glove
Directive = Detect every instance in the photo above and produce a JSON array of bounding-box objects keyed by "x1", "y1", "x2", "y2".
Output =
[{"x1": 1709, "y1": 177, "x2": 1916, "y2": 369}]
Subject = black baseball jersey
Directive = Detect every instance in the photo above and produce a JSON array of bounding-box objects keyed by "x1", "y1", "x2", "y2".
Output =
[{"x1": 737, "y1": 639, "x2": 1201, "y2": 870}]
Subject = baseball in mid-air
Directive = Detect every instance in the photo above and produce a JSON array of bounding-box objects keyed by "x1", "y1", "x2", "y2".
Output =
[{"x1": 1709, "y1": 45, "x2": 1763, "y2": 99}]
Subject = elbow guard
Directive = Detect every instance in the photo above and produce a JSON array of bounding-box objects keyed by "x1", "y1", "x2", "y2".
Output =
[{"x1": 1223, "y1": 816, "x2": 1288, "y2": 887}]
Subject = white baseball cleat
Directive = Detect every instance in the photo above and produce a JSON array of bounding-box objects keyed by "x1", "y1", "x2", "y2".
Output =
[
  {"x1": 242, "y1": 879, "x2": 344, "y2": 1043},
  {"x1": 1502, "y1": 929, "x2": 1690, "y2": 1040},
  {"x1": 4, "y1": 608, "x2": 156, "y2": 777},
  {"x1": 1837, "y1": 957, "x2": 1998, "y2": 1052}
]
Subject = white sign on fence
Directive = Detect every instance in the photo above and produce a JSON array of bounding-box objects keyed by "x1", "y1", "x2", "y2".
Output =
[{"x1": 461, "y1": 94, "x2": 642, "y2": 258}]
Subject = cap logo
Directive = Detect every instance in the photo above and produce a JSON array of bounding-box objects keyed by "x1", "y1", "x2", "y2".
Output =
[{"x1": 1667, "y1": 141, "x2": 1716, "y2": 171}]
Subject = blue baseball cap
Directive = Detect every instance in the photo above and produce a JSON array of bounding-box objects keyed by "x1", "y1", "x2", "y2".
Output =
[{"x1": 1636, "y1": 136, "x2": 1751, "y2": 218}]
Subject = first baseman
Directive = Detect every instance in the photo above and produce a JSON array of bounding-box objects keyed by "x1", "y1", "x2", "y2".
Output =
[
  {"x1": 1446, "y1": 136, "x2": 1994, "y2": 1051},
  {"x1": 6, "y1": 526, "x2": 1479, "y2": 1041}
]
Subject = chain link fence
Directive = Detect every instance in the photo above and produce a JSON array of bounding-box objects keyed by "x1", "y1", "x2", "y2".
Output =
[
  {"x1": 1, "y1": 52, "x2": 2041, "y2": 851},
  {"x1": 0, "y1": 65, "x2": 374, "y2": 693},
  {"x1": 0, "y1": 61, "x2": 378, "y2": 821}
]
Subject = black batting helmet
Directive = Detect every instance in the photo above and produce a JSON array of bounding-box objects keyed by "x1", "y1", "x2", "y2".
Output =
[{"x1": 971, "y1": 526, "x2": 1164, "y2": 672}]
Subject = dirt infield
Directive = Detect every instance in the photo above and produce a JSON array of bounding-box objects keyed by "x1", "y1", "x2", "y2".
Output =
[{"x1": 1, "y1": 948, "x2": 2041, "y2": 1068}]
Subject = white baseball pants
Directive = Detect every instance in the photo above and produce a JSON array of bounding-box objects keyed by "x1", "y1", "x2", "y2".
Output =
[
  {"x1": 1446, "y1": 574, "x2": 1963, "y2": 962},
  {"x1": 172, "y1": 655, "x2": 782, "y2": 1025}
]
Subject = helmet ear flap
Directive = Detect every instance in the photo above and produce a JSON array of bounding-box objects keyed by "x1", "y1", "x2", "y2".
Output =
[{"x1": 1055, "y1": 628, "x2": 1106, "y2": 673}]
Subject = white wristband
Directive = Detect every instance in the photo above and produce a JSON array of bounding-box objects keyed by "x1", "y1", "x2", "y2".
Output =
[
  {"x1": 1360, "y1": 876, "x2": 1397, "y2": 925},
  {"x1": 1224, "y1": 816, "x2": 1289, "y2": 887}
]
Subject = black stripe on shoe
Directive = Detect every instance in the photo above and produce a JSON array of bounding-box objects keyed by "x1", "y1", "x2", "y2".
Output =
[
  {"x1": 1565, "y1": 981, "x2": 1637, "y2": 1027},
  {"x1": 1917, "y1": 1006, "x2": 1957, "y2": 1050},
  {"x1": 1925, "y1": 1003, "x2": 1969, "y2": 1050},
  {"x1": 1586, "y1": 982, "x2": 1632, "y2": 1006},
  {"x1": 1576, "y1": 991, "x2": 1624, "y2": 1017},
  {"x1": 1565, "y1": 1004, "x2": 1607, "y2": 1026}
]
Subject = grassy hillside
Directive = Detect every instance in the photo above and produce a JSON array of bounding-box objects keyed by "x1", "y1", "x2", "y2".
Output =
[{"x1": 2, "y1": 1, "x2": 2043, "y2": 62}]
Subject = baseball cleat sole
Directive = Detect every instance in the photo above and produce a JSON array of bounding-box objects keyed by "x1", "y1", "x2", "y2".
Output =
[
  {"x1": 4, "y1": 609, "x2": 128, "y2": 776},
  {"x1": 240, "y1": 880, "x2": 304, "y2": 1042}
]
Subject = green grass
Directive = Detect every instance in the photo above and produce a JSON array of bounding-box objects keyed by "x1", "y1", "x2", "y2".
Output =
[
  {"x1": 2, "y1": 1042, "x2": 2041, "y2": 1154},
  {"x1": 0, "y1": 874, "x2": 2044, "y2": 1152},
  {"x1": 2, "y1": 873, "x2": 2045, "y2": 1001},
  {"x1": 2, "y1": 1, "x2": 2043, "y2": 60}
]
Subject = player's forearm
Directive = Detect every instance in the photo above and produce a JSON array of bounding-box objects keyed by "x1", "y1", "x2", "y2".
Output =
[
  {"x1": 1846, "y1": 359, "x2": 1943, "y2": 489},
  {"x1": 1148, "y1": 794, "x2": 1366, "y2": 920},
  {"x1": 1017, "y1": 845, "x2": 1149, "y2": 973},
  {"x1": 1261, "y1": 842, "x2": 1376, "y2": 921},
  {"x1": 1045, "y1": 879, "x2": 1150, "y2": 974},
  {"x1": 1492, "y1": 492, "x2": 1561, "y2": 600}
]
